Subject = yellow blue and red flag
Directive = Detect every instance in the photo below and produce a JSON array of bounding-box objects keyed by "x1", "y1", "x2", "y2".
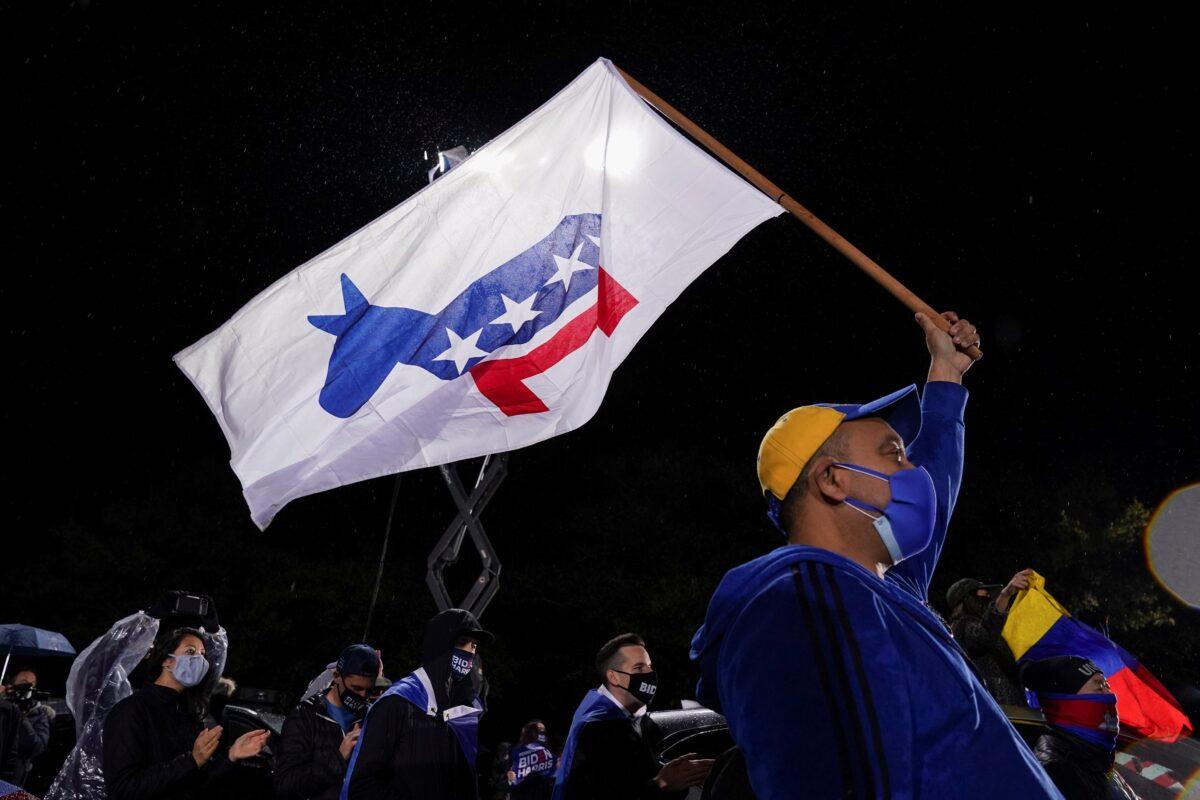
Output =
[{"x1": 1002, "y1": 571, "x2": 1193, "y2": 741}]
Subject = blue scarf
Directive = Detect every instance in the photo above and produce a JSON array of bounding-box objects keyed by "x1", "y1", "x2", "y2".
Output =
[
  {"x1": 341, "y1": 668, "x2": 483, "y2": 800},
  {"x1": 551, "y1": 690, "x2": 630, "y2": 800}
]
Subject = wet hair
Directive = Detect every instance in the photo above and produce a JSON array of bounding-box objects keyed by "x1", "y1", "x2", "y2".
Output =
[
  {"x1": 595, "y1": 633, "x2": 645, "y2": 682},
  {"x1": 779, "y1": 427, "x2": 849, "y2": 532},
  {"x1": 518, "y1": 719, "x2": 547, "y2": 747},
  {"x1": 134, "y1": 627, "x2": 216, "y2": 726}
]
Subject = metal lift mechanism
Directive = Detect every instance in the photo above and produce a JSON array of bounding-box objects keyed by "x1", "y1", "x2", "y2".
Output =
[{"x1": 424, "y1": 453, "x2": 508, "y2": 618}]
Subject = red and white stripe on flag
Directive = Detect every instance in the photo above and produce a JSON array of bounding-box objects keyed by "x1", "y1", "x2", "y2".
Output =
[{"x1": 175, "y1": 59, "x2": 782, "y2": 528}]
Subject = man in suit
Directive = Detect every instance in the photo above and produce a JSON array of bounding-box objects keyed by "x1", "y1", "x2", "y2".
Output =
[{"x1": 553, "y1": 633, "x2": 710, "y2": 800}]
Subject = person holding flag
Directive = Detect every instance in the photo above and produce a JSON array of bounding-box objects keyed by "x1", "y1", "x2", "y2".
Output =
[
  {"x1": 690, "y1": 310, "x2": 1065, "y2": 798},
  {"x1": 1000, "y1": 570, "x2": 1192, "y2": 743},
  {"x1": 945, "y1": 569, "x2": 1035, "y2": 706}
]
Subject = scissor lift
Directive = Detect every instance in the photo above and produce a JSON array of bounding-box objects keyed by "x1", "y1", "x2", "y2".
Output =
[{"x1": 424, "y1": 453, "x2": 508, "y2": 618}]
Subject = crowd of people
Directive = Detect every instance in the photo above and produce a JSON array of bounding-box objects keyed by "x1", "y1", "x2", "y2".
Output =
[{"x1": 2, "y1": 311, "x2": 1166, "y2": 800}]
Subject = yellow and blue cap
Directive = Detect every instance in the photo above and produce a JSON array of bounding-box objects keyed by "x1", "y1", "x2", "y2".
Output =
[{"x1": 757, "y1": 384, "x2": 923, "y2": 502}]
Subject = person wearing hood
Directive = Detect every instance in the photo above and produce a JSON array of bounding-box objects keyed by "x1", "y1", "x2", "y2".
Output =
[
  {"x1": 275, "y1": 644, "x2": 380, "y2": 800},
  {"x1": 553, "y1": 633, "x2": 711, "y2": 800},
  {"x1": 101, "y1": 627, "x2": 269, "y2": 800},
  {"x1": 690, "y1": 312, "x2": 1063, "y2": 799},
  {"x1": 343, "y1": 609, "x2": 492, "y2": 800},
  {"x1": 1021, "y1": 656, "x2": 1139, "y2": 800}
]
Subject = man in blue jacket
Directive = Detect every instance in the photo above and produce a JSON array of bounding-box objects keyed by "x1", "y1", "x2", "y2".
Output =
[{"x1": 691, "y1": 311, "x2": 1062, "y2": 799}]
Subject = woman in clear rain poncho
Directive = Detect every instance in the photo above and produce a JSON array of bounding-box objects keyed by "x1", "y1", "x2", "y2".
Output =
[
  {"x1": 101, "y1": 627, "x2": 268, "y2": 800},
  {"x1": 45, "y1": 592, "x2": 228, "y2": 800}
]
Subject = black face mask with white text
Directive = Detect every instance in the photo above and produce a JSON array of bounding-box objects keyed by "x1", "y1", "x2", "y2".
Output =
[
  {"x1": 338, "y1": 681, "x2": 369, "y2": 718},
  {"x1": 613, "y1": 670, "x2": 658, "y2": 707},
  {"x1": 449, "y1": 648, "x2": 475, "y2": 682}
]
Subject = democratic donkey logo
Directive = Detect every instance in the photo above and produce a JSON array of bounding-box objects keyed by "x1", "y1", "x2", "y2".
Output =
[{"x1": 309, "y1": 214, "x2": 637, "y2": 418}]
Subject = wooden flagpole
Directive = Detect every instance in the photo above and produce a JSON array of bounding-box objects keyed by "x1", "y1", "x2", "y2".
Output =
[{"x1": 615, "y1": 65, "x2": 983, "y2": 362}]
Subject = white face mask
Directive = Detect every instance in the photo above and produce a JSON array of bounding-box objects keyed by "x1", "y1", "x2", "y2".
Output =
[{"x1": 168, "y1": 653, "x2": 211, "y2": 688}]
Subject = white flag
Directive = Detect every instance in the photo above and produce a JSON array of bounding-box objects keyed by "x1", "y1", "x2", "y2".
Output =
[{"x1": 175, "y1": 58, "x2": 783, "y2": 528}]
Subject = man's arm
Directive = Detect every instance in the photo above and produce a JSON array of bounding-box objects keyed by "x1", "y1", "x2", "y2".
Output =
[{"x1": 886, "y1": 311, "x2": 977, "y2": 601}]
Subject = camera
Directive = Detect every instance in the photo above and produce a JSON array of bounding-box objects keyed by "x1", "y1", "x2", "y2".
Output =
[
  {"x1": 171, "y1": 594, "x2": 209, "y2": 618},
  {"x1": 147, "y1": 590, "x2": 219, "y2": 632},
  {"x1": 4, "y1": 682, "x2": 49, "y2": 713}
]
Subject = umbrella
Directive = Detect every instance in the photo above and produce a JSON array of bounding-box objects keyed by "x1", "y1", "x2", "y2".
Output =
[{"x1": 0, "y1": 624, "x2": 76, "y2": 683}]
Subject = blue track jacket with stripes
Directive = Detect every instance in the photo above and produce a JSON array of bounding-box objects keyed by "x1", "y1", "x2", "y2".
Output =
[{"x1": 690, "y1": 382, "x2": 1063, "y2": 799}]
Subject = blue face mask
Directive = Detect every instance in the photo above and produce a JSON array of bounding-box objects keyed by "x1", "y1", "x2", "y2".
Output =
[
  {"x1": 168, "y1": 653, "x2": 211, "y2": 688},
  {"x1": 833, "y1": 462, "x2": 937, "y2": 565}
]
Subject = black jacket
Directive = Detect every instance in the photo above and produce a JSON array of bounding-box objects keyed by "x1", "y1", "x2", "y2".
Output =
[
  {"x1": 0, "y1": 699, "x2": 20, "y2": 783},
  {"x1": 1034, "y1": 728, "x2": 1139, "y2": 800},
  {"x1": 558, "y1": 714, "x2": 684, "y2": 800},
  {"x1": 950, "y1": 603, "x2": 1026, "y2": 706},
  {"x1": 102, "y1": 684, "x2": 239, "y2": 800},
  {"x1": 345, "y1": 693, "x2": 476, "y2": 800},
  {"x1": 13, "y1": 703, "x2": 52, "y2": 786},
  {"x1": 274, "y1": 691, "x2": 353, "y2": 800}
]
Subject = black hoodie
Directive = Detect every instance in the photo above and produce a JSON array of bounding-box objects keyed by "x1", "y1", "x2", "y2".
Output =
[
  {"x1": 346, "y1": 610, "x2": 488, "y2": 800},
  {"x1": 420, "y1": 608, "x2": 485, "y2": 711}
]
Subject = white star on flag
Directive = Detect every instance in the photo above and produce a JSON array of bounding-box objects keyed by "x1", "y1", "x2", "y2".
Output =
[
  {"x1": 433, "y1": 327, "x2": 489, "y2": 374},
  {"x1": 544, "y1": 240, "x2": 593, "y2": 291},
  {"x1": 489, "y1": 293, "x2": 542, "y2": 333}
]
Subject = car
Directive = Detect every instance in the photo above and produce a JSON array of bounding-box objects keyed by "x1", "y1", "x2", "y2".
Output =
[{"x1": 648, "y1": 704, "x2": 1199, "y2": 799}]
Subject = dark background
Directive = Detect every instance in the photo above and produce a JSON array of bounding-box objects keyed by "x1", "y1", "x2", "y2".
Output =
[{"x1": 7, "y1": 0, "x2": 1198, "y2": 760}]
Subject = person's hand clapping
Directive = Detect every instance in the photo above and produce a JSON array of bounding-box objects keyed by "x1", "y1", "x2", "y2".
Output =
[
  {"x1": 192, "y1": 726, "x2": 222, "y2": 767},
  {"x1": 654, "y1": 752, "x2": 714, "y2": 791},
  {"x1": 339, "y1": 723, "x2": 362, "y2": 761},
  {"x1": 916, "y1": 310, "x2": 980, "y2": 383},
  {"x1": 228, "y1": 729, "x2": 270, "y2": 762}
]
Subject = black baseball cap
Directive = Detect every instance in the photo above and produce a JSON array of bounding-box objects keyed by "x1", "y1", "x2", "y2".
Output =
[
  {"x1": 336, "y1": 644, "x2": 381, "y2": 677},
  {"x1": 945, "y1": 580, "x2": 1002, "y2": 610},
  {"x1": 455, "y1": 610, "x2": 495, "y2": 646}
]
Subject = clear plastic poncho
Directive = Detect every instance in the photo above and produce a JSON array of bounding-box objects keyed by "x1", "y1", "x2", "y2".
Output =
[
  {"x1": 302, "y1": 667, "x2": 335, "y2": 704},
  {"x1": 44, "y1": 612, "x2": 228, "y2": 800}
]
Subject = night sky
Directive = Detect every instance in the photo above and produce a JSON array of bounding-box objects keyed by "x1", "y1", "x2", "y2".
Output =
[{"x1": 8, "y1": 3, "x2": 1199, "y2": 753}]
